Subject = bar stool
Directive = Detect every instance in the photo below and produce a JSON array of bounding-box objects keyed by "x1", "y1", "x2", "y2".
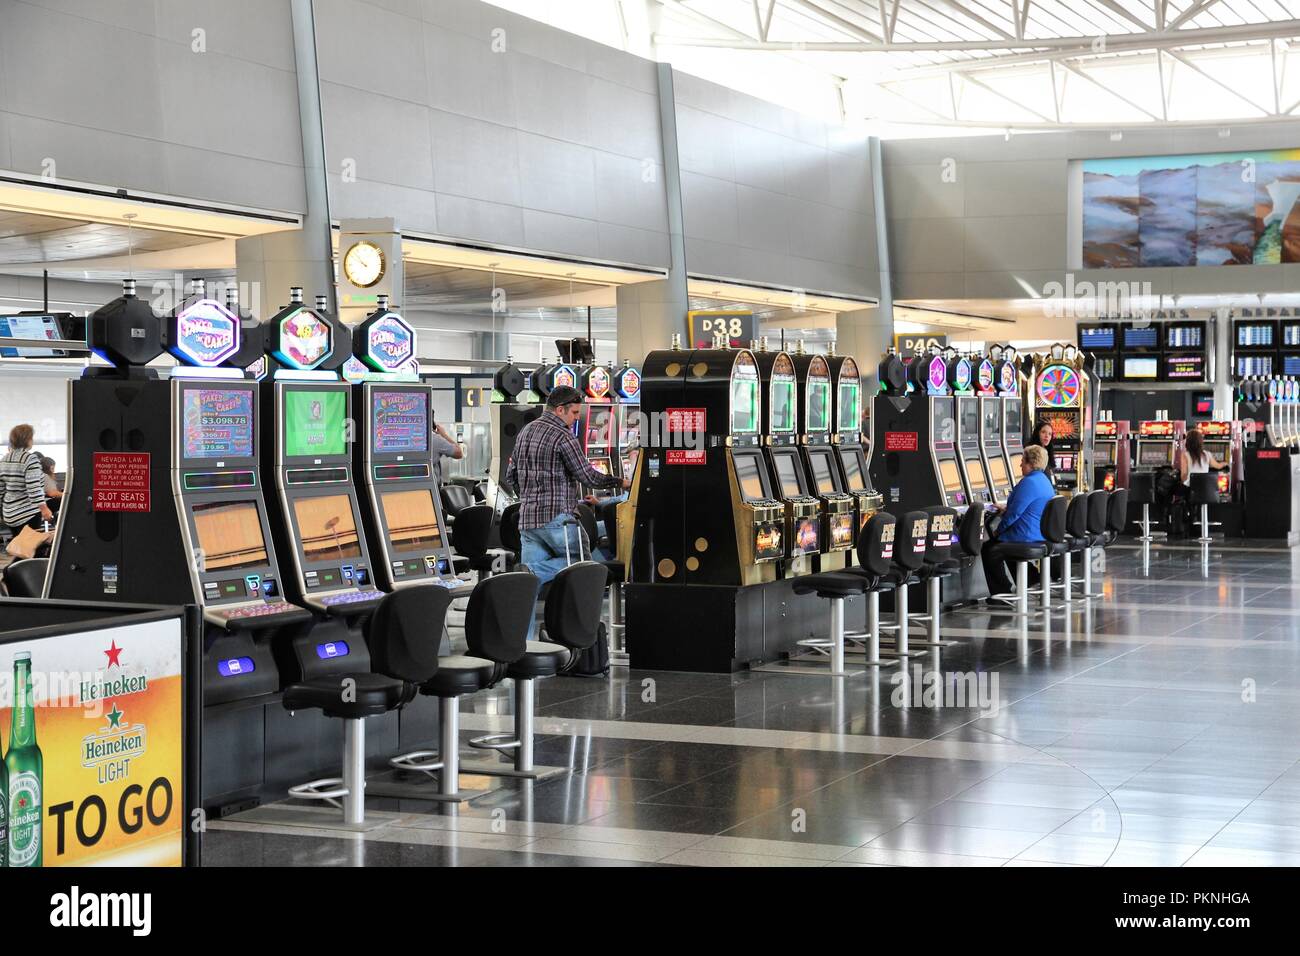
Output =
[
  {"x1": 1074, "y1": 490, "x2": 1109, "y2": 599},
  {"x1": 282, "y1": 589, "x2": 434, "y2": 826},
  {"x1": 985, "y1": 498, "x2": 1063, "y2": 617},
  {"x1": 1057, "y1": 494, "x2": 1090, "y2": 605},
  {"x1": 877, "y1": 510, "x2": 930, "y2": 659},
  {"x1": 838, "y1": 511, "x2": 902, "y2": 668},
  {"x1": 594, "y1": 499, "x2": 628, "y2": 664},
  {"x1": 1105, "y1": 488, "x2": 1129, "y2": 543},
  {"x1": 1188, "y1": 473, "x2": 1220, "y2": 543},
  {"x1": 1038, "y1": 496, "x2": 1068, "y2": 612},
  {"x1": 908, "y1": 505, "x2": 961, "y2": 648},
  {"x1": 1128, "y1": 473, "x2": 1157, "y2": 541}
]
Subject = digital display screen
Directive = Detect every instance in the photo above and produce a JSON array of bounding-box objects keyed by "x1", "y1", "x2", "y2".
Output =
[
  {"x1": 1237, "y1": 323, "x2": 1274, "y2": 347},
  {"x1": 837, "y1": 381, "x2": 859, "y2": 431},
  {"x1": 584, "y1": 405, "x2": 614, "y2": 449},
  {"x1": 618, "y1": 407, "x2": 641, "y2": 449},
  {"x1": 731, "y1": 370, "x2": 759, "y2": 434},
  {"x1": 1165, "y1": 354, "x2": 1204, "y2": 380},
  {"x1": 1004, "y1": 400, "x2": 1022, "y2": 443},
  {"x1": 983, "y1": 404, "x2": 1002, "y2": 439},
  {"x1": 284, "y1": 389, "x2": 347, "y2": 457},
  {"x1": 959, "y1": 399, "x2": 979, "y2": 436},
  {"x1": 988, "y1": 456, "x2": 1011, "y2": 488},
  {"x1": 931, "y1": 399, "x2": 956, "y2": 444},
  {"x1": 1237, "y1": 355, "x2": 1273, "y2": 377},
  {"x1": 939, "y1": 458, "x2": 966, "y2": 499},
  {"x1": 192, "y1": 500, "x2": 268, "y2": 572},
  {"x1": 1079, "y1": 326, "x2": 1115, "y2": 350},
  {"x1": 808, "y1": 450, "x2": 837, "y2": 494},
  {"x1": 734, "y1": 453, "x2": 766, "y2": 500},
  {"x1": 371, "y1": 390, "x2": 429, "y2": 454},
  {"x1": 588, "y1": 456, "x2": 612, "y2": 476},
  {"x1": 1194, "y1": 393, "x2": 1214, "y2": 415},
  {"x1": 292, "y1": 495, "x2": 362, "y2": 562},
  {"x1": 1055, "y1": 454, "x2": 1076, "y2": 473},
  {"x1": 1139, "y1": 444, "x2": 1174, "y2": 466},
  {"x1": 380, "y1": 488, "x2": 443, "y2": 552},
  {"x1": 1095, "y1": 358, "x2": 1116, "y2": 380},
  {"x1": 1123, "y1": 357, "x2": 1159, "y2": 380},
  {"x1": 965, "y1": 457, "x2": 990, "y2": 495},
  {"x1": 771, "y1": 380, "x2": 796, "y2": 433},
  {"x1": 807, "y1": 381, "x2": 829, "y2": 432},
  {"x1": 838, "y1": 448, "x2": 865, "y2": 490},
  {"x1": 1167, "y1": 324, "x2": 1203, "y2": 348},
  {"x1": 183, "y1": 387, "x2": 254, "y2": 460},
  {"x1": 773, "y1": 452, "x2": 803, "y2": 497},
  {"x1": 1097, "y1": 443, "x2": 1117, "y2": 464},
  {"x1": 1009, "y1": 453, "x2": 1023, "y2": 477},
  {"x1": 1284, "y1": 356, "x2": 1300, "y2": 376},
  {"x1": 0, "y1": 314, "x2": 63, "y2": 358},
  {"x1": 1123, "y1": 326, "x2": 1159, "y2": 348}
]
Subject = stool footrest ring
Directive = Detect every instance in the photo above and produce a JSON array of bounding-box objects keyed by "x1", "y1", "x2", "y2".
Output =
[
  {"x1": 288, "y1": 777, "x2": 348, "y2": 808},
  {"x1": 390, "y1": 750, "x2": 446, "y2": 774},
  {"x1": 469, "y1": 732, "x2": 521, "y2": 753}
]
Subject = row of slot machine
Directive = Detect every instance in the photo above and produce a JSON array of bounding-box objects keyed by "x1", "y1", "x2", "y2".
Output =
[
  {"x1": 43, "y1": 280, "x2": 461, "y2": 804},
  {"x1": 870, "y1": 346, "x2": 1028, "y2": 517},
  {"x1": 489, "y1": 350, "x2": 642, "y2": 504},
  {"x1": 1094, "y1": 414, "x2": 1244, "y2": 503},
  {"x1": 624, "y1": 337, "x2": 882, "y2": 590}
]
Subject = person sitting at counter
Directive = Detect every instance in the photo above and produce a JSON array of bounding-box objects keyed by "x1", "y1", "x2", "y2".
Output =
[{"x1": 981, "y1": 444, "x2": 1054, "y2": 596}]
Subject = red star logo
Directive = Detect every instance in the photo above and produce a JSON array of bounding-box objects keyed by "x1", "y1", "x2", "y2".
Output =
[
  {"x1": 17, "y1": 797, "x2": 26, "y2": 808},
  {"x1": 104, "y1": 641, "x2": 123, "y2": 668}
]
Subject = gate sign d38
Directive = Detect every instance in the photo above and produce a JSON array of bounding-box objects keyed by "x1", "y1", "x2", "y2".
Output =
[
  {"x1": 688, "y1": 311, "x2": 756, "y2": 350},
  {"x1": 92, "y1": 452, "x2": 151, "y2": 512}
]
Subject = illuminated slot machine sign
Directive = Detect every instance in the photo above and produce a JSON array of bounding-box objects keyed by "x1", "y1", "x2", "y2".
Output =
[
  {"x1": 1199, "y1": 420, "x2": 1233, "y2": 496},
  {"x1": 1137, "y1": 420, "x2": 1177, "y2": 468},
  {"x1": 371, "y1": 389, "x2": 429, "y2": 455},
  {"x1": 168, "y1": 299, "x2": 240, "y2": 367},
  {"x1": 272, "y1": 307, "x2": 333, "y2": 370},
  {"x1": 976, "y1": 358, "x2": 996, "y2": 395},
  {"x1": 361, "y1": 312, "x2": 416, "y2": 374}
]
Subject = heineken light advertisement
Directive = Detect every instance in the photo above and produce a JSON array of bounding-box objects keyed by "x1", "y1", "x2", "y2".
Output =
[{"x1": 0, "y1": 619, "x2": 184, "y2": 866}]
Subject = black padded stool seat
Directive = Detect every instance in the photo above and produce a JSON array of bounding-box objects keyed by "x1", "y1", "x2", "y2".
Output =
[
  {"x1": 284, "y1": 673, "x2": 411, "y2": 719},
  {"x1": 420, "y1": 655, "x2": 493, "y2": 698},
  {"x1": 985, "y1": 540, "x2": 1049, "y2": 563},
  {"x1": 507, "y1": 640, "x2": 569, "y2": 678},
  {"x1": 792, "y1": 572, "x2": 870, "y2": 599},
  {"x1": 1106, "y1": 488, "x2": 1129, "y2": 538},
  {"x1": 2, "y1": 558, "x2": 48, "y2": 598}
]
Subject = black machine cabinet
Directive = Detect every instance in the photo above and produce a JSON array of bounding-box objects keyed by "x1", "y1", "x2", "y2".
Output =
[
  {"x1": 754, "y1": 348, "x2": 821, "y2": 566},
  {"x1": 623, "y1": 347, "x2": 837, "y2": 671},
  {"x1": 1243, "y1": 446, "x2": 1300, "y2": 543}
]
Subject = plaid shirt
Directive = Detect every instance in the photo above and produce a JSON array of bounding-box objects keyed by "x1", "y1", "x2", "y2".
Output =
[{"x1": 506, "y1": 410, "x2": 621, "y2": 530}]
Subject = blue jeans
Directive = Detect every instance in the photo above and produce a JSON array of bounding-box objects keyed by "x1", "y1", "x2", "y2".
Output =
[{"x1": 520, "y1": 514, "x2": 589, "y2": 639}]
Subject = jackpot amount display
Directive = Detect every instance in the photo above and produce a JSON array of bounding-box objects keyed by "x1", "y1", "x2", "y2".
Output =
[
  {"x1": 372, "y1": 391, "x2": 428, "y2": 454},
  {"x1": 183, "y1": 389, "x2": 254, "y2": 459}
]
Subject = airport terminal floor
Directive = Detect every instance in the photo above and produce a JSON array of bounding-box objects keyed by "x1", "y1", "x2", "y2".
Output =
[{"x1": 202, "y1": 540, "x2": 1300, "y2": 868}]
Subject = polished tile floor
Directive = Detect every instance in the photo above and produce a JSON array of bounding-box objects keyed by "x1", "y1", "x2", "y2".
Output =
[{"x1": 205, "y1": 540, "x2": 1300, "y2": 867}]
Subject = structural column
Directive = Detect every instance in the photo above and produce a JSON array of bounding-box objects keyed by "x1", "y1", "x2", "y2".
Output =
[{"x1": 837, "y1": 136, "x2": 895, "y2": 385}]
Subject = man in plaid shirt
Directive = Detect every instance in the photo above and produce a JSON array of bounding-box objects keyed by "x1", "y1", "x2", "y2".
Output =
[{"x1": 506, "y1": 386, "x2": 629, "y2": 587}]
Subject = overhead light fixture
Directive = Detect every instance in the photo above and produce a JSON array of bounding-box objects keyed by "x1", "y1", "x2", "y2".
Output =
[{"x1": 1109, "y1": 131, "x2": 1123, "y2": 142}]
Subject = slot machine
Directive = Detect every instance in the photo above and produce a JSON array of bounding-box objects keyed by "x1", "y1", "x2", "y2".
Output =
[
  {"x1": 260, "y1": 293, "x2": 384, "y2": 623},
  {"x1": 1092, "y1": 417, "x2": 1132, "y2": 491},
  {"x1": 1134, "y1": 416, "x2": 1185, "y2": 473},
  {"x1": 996, "y1": 350, "x2": 1026, "y2": 485},
  {"x1": 977, "y1": 354, "x2": 1014, "y2": 504},
  {"x1": 577, "y1": 362, "x2": 618, "y2": 491},
  {"x1": 613, "y1": 360, "x2": 642, "y2": 479},
  {"x1": 1027, "y1": 344, "x2": 1089, "y2": 495},
  {"x1": 826, "y1": 350, "x2": 883, "y2": 533},
  {"x1": 792, "y1": 348, "x2": 855, "y2": 569},
  {"x1": 870, "y1": 348, "x2": 969, "y2": 514},
  {"x1": 951, "y1": 354, "x2": 994, "y2": 507},
  {"x1": 1197, "y1": 419, "x2": 1242, "y2": 502},
  {"x1": 754, "y1": 344, "x2": 822, "y2": 570},
  {"x1": 357, "y1": 382, "x2": 460, "y2": 588}
]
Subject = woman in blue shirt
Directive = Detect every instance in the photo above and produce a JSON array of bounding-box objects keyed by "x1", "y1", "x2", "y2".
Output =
[{"x1": 981, "y1": 444, "x2": 1055, "y2": 594}]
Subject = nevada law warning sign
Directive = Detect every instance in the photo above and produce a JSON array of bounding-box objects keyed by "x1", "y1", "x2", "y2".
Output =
[{"x1": 92, "y1": 452, "x2": 151, "y2": 512}]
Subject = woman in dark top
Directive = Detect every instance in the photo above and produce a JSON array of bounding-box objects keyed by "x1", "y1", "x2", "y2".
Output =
[{"x1": 1030, "y1": 420, "x2": 1056, "y2": 485}]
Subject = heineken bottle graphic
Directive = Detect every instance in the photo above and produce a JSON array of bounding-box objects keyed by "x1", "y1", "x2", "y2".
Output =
[{"x1": 7, "y1": 652, "x2": 42, "y2": 867}]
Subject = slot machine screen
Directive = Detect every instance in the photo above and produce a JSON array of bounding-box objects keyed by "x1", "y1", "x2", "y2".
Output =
[
  {"x1": 966, "y1": 457, "x2": 990, "y2": 495},
  {"x1": 183, "y1": 387, "x2": 255, "y2": 459},
  {"x1": 191, "y1": 500, "x2": 269, "y2": 572},
  {"x1": 1096, "y1": 443, "x2": 1117, "y2": 465},
  {"x1": 734, "y1": 453, "x2": 767, "y2": 500},
  {"x1": 1009, "y1": 452, "x2": 1023, "y2": 475},
  {"x1": 587, "y1": 456, "x2": 613, "y2": 476},
  {"x1": 988, "y1": 456, "x2": 1011, "y2": 489},
  {"x1": 284, "y1": 388, "x2": 347, "y2": 457},
  {"x1": 838, "y1": 380, "x2": 860, "y2": 431},
  {"x1": 960, "y1": 400, "x2": 980, "y2": 438},
  {"x1": 773, "y1": 453, "x2": 803, "y2": 497},
  {"x1": 584, "y1": 405, "x2": 614, "y2": 448},
  {"x1": 380, "y1": 489, "x2": 443, "y2": 552},
  {"x1": 931, "y1": 401, "x2": 956, "y2": 444},
  {"x1": 837, "y1": 448, "x2": 865, "y2": 490},
  {"x1": 807, "y1": 381, "x2": 830, "y2": 433},
  {"x1": 370, "y1": 389, "x2": 429, "y2": 454},
  {"x1": 808, "y1": 450, "x2": 837, "y2": 494},
  {"x1": 1138, "y1": 444, "x2": 1173, "y2": 467},
  {"x1": 293, "y1": 495, "x2": 363, "y2": 562},
  {"x1": 938, "y1": 459, "x2": 966, "y2": 500},
  {"x1": 983, "y1": 404, "x2": 1002, "y2": 440},
  {"x1": 1054, "y1": 453, "x2": 1076, "y2": 474},
  {"x1": 618, "y1": 408, "x2": 641, "y2": 449},
  {"x1": 731, "y1": 373, "x2": 759, "y2": 434},
  {"x1": 771, "y1": 380, "x2": 796, "y2": 433}
]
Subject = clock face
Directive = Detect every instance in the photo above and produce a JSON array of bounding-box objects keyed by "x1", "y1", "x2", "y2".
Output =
[{"x1": 343, "y1": 240, "x2": 385, "y2": 289}]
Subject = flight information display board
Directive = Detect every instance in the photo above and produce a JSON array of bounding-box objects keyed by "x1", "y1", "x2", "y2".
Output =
[
  {"x1": 371, "y1": 390, "x2": 429, "y2": 455},
  {"x1": 182, "y1": 387, "x2": 254, "y2": 460}
]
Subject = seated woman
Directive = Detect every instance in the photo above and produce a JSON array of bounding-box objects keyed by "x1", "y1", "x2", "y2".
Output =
[
  {"x1": 981, "y1": 444, "x2": 1055, "y2": 596},
  {"x1": 1178, "y1": 428, "x2": 1223, "y2": 485}
]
